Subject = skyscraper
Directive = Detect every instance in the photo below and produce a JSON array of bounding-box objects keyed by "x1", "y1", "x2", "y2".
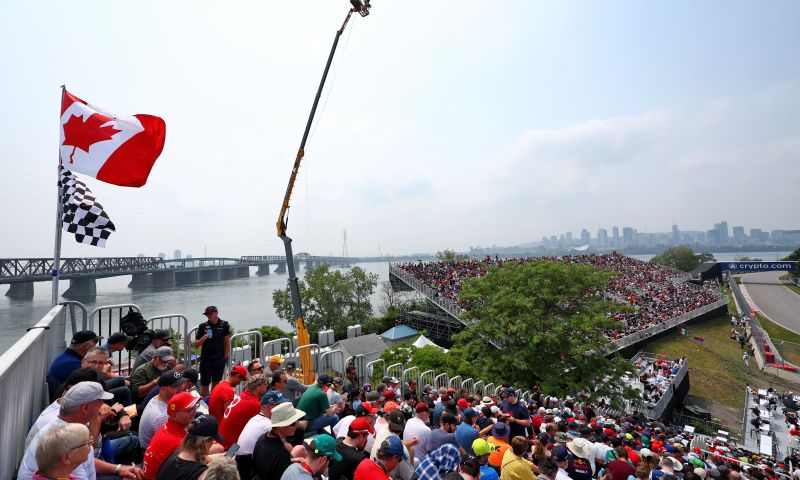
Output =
[
  {"x1": 714, "y1": 221, "x2": 729, "y2": 244},
  {"x1": 580, "y1": 229, "x2": 591, "y2": 245},
  {"x1": 671, "y1": 224, "x2": 680, "y2": 244},
  {"x1": 597, "y1": 228, "x2": 608, "y2": 245},
  {"x1": 612, "y1": 226, "x2": 620, "y2": 245},
  {"x1": 622, "y1": 227, "x2": 636, "y2": 245},
  {"x1": 732, "y1": 226, "x2": 745, "y2": 244}
]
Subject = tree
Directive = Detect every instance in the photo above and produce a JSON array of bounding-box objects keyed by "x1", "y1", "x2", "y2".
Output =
[
  {"x1": 272, "y1": 264, "x2": 379, "y2": 338},
  {"x1": 650, "y1": 245, "x2": 701, "y2": 271},
  {"x1": 436, "y1": 249, "x2": 469, "y2": 261},
  {"x1": 378, "y1": 280, "x2": 409, "y2": 315},
  {"x1": 785, "y1": 247, "x2": 800, "y2": 278},
  {"x1": 453, "y1": 260, "x2": 639, "y2": 408},
  {"x1": 258, "y1": 325, "x2": 291, "y2": 342}
]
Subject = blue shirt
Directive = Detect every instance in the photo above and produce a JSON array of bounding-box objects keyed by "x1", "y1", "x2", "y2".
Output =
[
  {"x1": 432, "y1": 402, "x2": 446, "y2": 428},
  {"x1": 47, "y1": 349, "x2": 83, "y2": 386},
  {"x1": 480, "y1": 465, "x2": 500, "y2": 480},
  {"x1": 455, "y1": 422, "x2": 479, "y2": 455}
]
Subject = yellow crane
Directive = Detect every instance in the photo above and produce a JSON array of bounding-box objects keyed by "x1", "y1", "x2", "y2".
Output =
[{"x1": 276, "y1": 0, "x2": 371, "y2": 384}]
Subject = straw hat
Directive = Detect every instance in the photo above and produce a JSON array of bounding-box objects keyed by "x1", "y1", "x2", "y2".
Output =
[
  {"x1": 566, "y1": 437, "x2": 592, "y2": 458},
  {"x1": 270, "y1": 403, "x2": 306, "y2": 427}
]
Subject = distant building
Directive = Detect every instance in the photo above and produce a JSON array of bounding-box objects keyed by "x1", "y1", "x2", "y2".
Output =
[
  {"x1": 597, "y1": 228, "x2": 608, "y2": 246},
  {"x1": 137, "y1": 253, "x2": 145, "y2": 258},
  {"x1": 565, "y1": 232, "x2": 573, "y2": 244},
  {"x1": 580, "y1": 229, "x2": 590, "y2": 245},
  {"x1": 173, "y1": 249, "x2": 182, "y2": 260},
  {"x1": 671, "y1": 225, "x2": 680, "y2": 244},
  {"x1": 612, "y1": 226, "x2": 620, "y2": 245},
  {"x1": 329, "y1": 333, "x2": 388, "y2": 364},
  {"x1": 158, "y1": 252, "x2": 166, "y2": 259},
  {"x1": 713, "y1": 221, "x2": 729, "y2": 244},
  {"x1": 622, "y1": 227, "x2": 636, "y2": 245},
  {"x1": 750, "y1": 228, "x2": 769, "y2": 243},
  {"x1": 732, "y1": 226, "x2": 746, "y2": 244}
]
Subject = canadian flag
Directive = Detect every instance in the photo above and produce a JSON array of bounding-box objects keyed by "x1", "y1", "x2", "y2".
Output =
[{"x1": 59, "y1": 90, "x2": 166, "y2": 187}]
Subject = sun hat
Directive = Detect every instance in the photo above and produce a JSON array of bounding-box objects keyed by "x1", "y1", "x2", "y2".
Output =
[
  {"x1": 270, "y1": 402, "x2": 306, "y2": 427},
  {"x1": 491, "y1": 422, "x2": 510, "y2": 439},
  {"x1": 567, "y1": 437, "x2": 592, "y2": 458}
]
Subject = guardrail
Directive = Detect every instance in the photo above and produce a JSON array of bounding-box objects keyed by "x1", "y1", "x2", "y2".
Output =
[{"x1": 728, "y1": 276, "x2": 770, "y2": 363}]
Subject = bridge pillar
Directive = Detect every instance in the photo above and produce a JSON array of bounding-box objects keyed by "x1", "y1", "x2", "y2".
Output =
[
  {"x1": 175, "y1": 270, "x2": 200, "y2": 286},
  {"x1": 63, "y1": 278, "x2": 96, "y2": 298},
  {"x1": 152, "y1": 271, "x2": 176, "y2": 288},
  {"x1": 275, "y1": 263, "x2": 286, "y2": 274},
  {"x1": 128, "y1": 273, "x2": 153, "y2": 289},
  {"x1": 5, "y1": 282, "x2": 34, "y2": 298},
  {"x1": 236, "y1": 266, "x2": 250, "y2": 278},
  {"x1": 220, "y1": 268, "x2": 236, "y2": 280},
  {"x1": 200, "y1": 269, "x2": 220, "y2": 282},
  {"x1": 256, "y1": 263, "x2": 271, "y2": 275}
]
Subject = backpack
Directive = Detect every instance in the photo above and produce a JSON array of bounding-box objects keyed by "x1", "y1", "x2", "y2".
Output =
[{"x1": 120, "y1": 308, "x2": 147, "y2": 337}]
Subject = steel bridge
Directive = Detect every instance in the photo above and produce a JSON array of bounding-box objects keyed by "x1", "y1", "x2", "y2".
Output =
[{"x1": 1, "y1": 255, "x2": 358, "y2": 298}]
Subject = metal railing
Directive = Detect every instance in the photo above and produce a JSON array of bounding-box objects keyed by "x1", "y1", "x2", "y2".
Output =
[
  {"x1": 294, "y1": 344, "x2": 320, "y2": 384},
  {"x1": 403, "y1": 366, "x2": 420, "y2": 391},
  {"x1": 0, "y1": 305, "x2": 63, "y2": 480},
  {"x1": 386, "y1": 363, "x2": 404, "y2": 385},
  {"x1": 449, "y1": 375, "x2": 463, "y2": 391},
  {"x1": 461, "y1": 378, "x2": 475, "y2": 396},
  {"x1": 89, "y1": 304, "x2": 143, "y2": 375},
  {"x1": 319, "y1": 350, "x2": 345, "y2": 377},
  {"x1": 389, "y1": 266, "x2": 464, "y2": 320},
  {"x1": 148, "y1": 314, "x2": 191, "y2": 366},
  {"x1": 419, "y1": 369, "x2": 435, "y2": 390},
  {"x1": 228, "y1": 331, "x2": 263, "y2": 370},
  {"x1": 263, "y1": 337, "x2": 293, "y2": 359},
  {"x1": 366, "y1": 359, "x2": 385, "y2": 386},
  {"x1": 59, "y1": 300, "x2": 88, "y2": 335},
  {"x1": 434, "y1": 373, "x2": 449, "y2": 391}
]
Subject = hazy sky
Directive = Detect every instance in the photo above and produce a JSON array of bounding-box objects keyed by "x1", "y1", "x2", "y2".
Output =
[{"x1": 1, "y1": 1, "x2": 798, "y2": 259}]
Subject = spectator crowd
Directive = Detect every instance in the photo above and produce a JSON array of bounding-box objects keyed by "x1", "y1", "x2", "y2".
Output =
[{"x1": 397, "y1": 253, "x2": 722, "y2": 343}]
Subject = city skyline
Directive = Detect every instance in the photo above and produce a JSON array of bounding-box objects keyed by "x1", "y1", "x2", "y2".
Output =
[{"x1": 2, "y1": 2, "x2": 799, "y2": 258}]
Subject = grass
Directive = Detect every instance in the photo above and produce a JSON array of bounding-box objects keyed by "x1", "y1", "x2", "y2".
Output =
[
  {"x1": 778, "y1": 273, "x2": 800, "y2": 296},
  {"x1": 641, "y1": 315, "x2": 799, "y2": 428},
  {"x1": 754, "y1": 312, "x2": 800, "y2": 366}
]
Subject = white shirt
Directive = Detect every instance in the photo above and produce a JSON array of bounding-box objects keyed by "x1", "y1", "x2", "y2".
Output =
[
  {"x1": 138, "y1": 396, "x2": 168, "y2": 448},
  {"x1": 557, "y1": 468, "x2": 573, "y2": 480},
  {"x1": 18, "y1": 418, "x2": 96, "y2": 480},
  {"x1": 237, "y1": 414, "x2": 272, "y2": 455},
  {"x1": 403, "y1": 416, "x2": 432, "y2": 445},
  {"x1": 24, "y1": 400, "x2": 61, "y2": 450},
  {"x1": 333, "y1": 415, "x2": 356, "y2": 438}
]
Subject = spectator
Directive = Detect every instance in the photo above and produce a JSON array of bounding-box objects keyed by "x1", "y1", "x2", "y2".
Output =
[
  {"x1": 355, "y1": 436, "x2": 407, "y2": 480},
  {"x1": 30, "y1": 423, "x2": 92, "y2": 480},
  {"x1": 252, "y1": 402, "x2": 307, "y2": 480},
  {"x1": 280, "y1": 361, "x2": 308, "y2": 402},
  {"x1": 538, "y1": 457, "x2": 560, "y2": 480},
  {"x1": 219, "y1": 375, "x2": 269, "y2": 449},
  {"x1": 297, "y1": 374, "x2": 339, "y2": 432},
  {"x1": 204, "y1": 459, "x2": 240, "y2": 480},
  {"x1": 472, "y1": 438, "x2": 501, "y2": 480},
  {"x1": 329, "y1": 416, "x2": 374, "y2": 480},
  {"x1": 235, "y1": 390, "x2": 288, "y2": 479},
  {"x1": 343, "y1": 365, "x2": 360, "y2": 394},
  {"x1": 415, "y1": 444, "x2": 461, "y2": 480},
  {"x1": 456, "y1": 408, "x2": 480, "y2": 456},
  {"x1": 156, "y1": 415, "x2": 225, "y2": 480},
  {"x1": 500, "y1": 389, "x2": 531, "y2": 439},
  {"x1": 565, "y1": 438, "x2": 594, "y2": 480},
  {"x1": 103, "y1": 332, "x2": 133, "y2": 357},
  {"x1": 606, "y1": 447, "x2": 635, "y2": 480},
  {"x1": 488, "y1": 422, "x2": 512, "y2": 470},
  {"x1": 47, "y1": 330, "x2": 99, "y2": 397},
  {"x1": 501, "y1": 436, "x2": 536, "y2": 480},
  {"x1": 551, "y1": 445, "x2": 572, "y2": 480},
  {"x1": 139, "y1": 370, "x2": 188, "y2": 449},
  {"x1": 194, "y1": 305, "x2": 232, "y2": 397},
  {"x1": 134, "y1": 330, "x2": 172, "y2": 370},
  {"x1": 208, "y1": 366, "x2": 248, "y2": 422},
  {"x1": 142, "y1": 392, "x2": 201, "y2": 480},
  {"x1": 264, "y1": 355, "x2": 285, "y2": 378},
  {"x1": 131, "y1": 346, "x2": 176, "y2": 404},
  {"x1": 248, "y1": 360, "x2": 265, "y2": 377},
  {"x1": 422, "y1": 412, "x2": 459, "y2": 461},
  {"x1": 280, "y1": 434, "x2": 342, "y2": 480},
  {"x1": 81, "y1": 346, "x2": 132, "y2": 409},
  {"x1": 404, "y1": 403, "x2": 434, "y2": 459}
]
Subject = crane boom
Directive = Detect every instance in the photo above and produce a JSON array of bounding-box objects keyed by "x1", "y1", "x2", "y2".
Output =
[{"x1": 276, "y1": 2, "x2": 370, "y2": 384}]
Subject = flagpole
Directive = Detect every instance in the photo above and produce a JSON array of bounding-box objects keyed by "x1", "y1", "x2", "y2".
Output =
[{"x1": 51, "y1": 85, "x2": 65, "y2": 307}]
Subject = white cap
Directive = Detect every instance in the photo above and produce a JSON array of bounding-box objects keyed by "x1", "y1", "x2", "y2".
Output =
[{"x1": 61, "y1": 381, "x2": 113, "y2": 409}]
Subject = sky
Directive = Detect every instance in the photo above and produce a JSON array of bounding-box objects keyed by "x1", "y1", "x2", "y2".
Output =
[{"x1": 1, "y1": 1, "x2": 798, "y2": 259}]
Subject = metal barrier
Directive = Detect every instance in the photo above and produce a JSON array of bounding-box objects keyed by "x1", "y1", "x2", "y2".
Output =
[
  {"x1": 389, "y1": 265, "x2": 465, "y2": 320},
  {"x1": 228, "y1": 330, "x2": 263, "y2": 370},
  {"x1": 59, "y1": 300, "x2": 88, "y2": 335},
  {"x1": 483, "y1": 382, "x2": 494, "y2": 397},
  {"x1": 148, "y1": 314, "x2": 190, "y2": 366},
  {"x1": 419, "y1": 370, "x2": 435, "y2": 390},
  {"x1": 346, "y1": 354, "x2": 368, "y2": 387},
  {"x1": 494, "y1": 385, "x2": 502, "y2": 397},
  {"x1": 434, "y1": 373, "x2": 449, "y2": 391},
  {"x1": 461, "y1": 378, "x2": 475, "y2": 396},
  {"x1": 294, "y1": 344, "x2": 320, "y2": 384},
  {"x1": 319, "y1": 349, "x2": 346, "y2": 377},
  {"x1": 89, "y1": 304, "x2": 142, "y2": 375},
  {"x1": 0, "y1": 305, "x2": 63, "y2": 480},
  {"x1": 449, "y1": 375, "x2": 462, "y2": 391},
  {"x1": 403, "y1": 366, "x2": 420, "y2": 391},
  {"x1": 386, "y1": 363, "x2": 404, "y2": 386},
  {"x1": 366, "y1": 359, "x2": 385, "y2": 386},
  {"x1": 263, "y1": 337, "x2": 293, "y2": 358}
]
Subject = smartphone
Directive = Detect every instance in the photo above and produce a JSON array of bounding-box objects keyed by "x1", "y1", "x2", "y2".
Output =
[{"x1": 225, "y1": 444, "x2": 239, "y2": 458}]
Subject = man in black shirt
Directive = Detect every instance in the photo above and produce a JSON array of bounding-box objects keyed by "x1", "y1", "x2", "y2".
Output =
[
  {"x1": 329, "y1": 416, "x2": 373, "y2": 480},
  {"x1": 193, "y1": 305, "x2": 231, "y2": 396},
  {"x1": 499, "y1": 388, "x2": 531, "y2": 439},
  {"x1": 252, "y1": 402, "x2": 306, "y2": 480}
]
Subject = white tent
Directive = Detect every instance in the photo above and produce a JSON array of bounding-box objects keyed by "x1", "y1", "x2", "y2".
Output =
[{"x1": 412, "y1": 334, "x2": 447, "y2": 352}]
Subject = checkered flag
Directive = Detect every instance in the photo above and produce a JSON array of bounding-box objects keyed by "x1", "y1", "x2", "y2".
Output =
[{"x1": 59, "y1": 167, "x2": 116, "y2": 247}]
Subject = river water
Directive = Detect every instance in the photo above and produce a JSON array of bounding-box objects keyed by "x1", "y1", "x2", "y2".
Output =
[{"x1": 0, "y1": 251, "x2": 790, "y2": 354}]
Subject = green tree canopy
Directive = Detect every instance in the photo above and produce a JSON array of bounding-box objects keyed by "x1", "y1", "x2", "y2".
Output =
[
  {"x1": 650, "y1": 245, "x2": 701, "y2": 271},
  {"x1": 453, "y1": 260, "x2": 639, "y2": 408},
  {"x1": 785, "y1": 246, "x2": 800, "y2": 277},
  {"x1": 272, "y1": 264, "x2": 379, "y2": 338},
  {"x1": 436, "y1": 249, "x2": 469, "y2": 261}
]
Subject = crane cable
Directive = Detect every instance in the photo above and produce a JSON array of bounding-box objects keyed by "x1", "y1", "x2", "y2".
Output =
[{"x1": 302, "y1": 17, "x2": 357, "y2": 253}]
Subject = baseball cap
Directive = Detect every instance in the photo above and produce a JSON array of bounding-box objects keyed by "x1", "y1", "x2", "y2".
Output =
[
  {"x1": 473, "y1": 438, "x2": 496, "y2": 456},
  {"x1": 416, "y1": 403, "x2": 433, "y2": 413},
  {"x1": 154, "y1": 346, "x2": 175, "y2": 361},
  {"x1": 108, "y1": 332, "x2": 132, "y2": 344},
  {"x1": 153, "y1": 330, "x2": 171, "y2": 341},
  {"x1": 311, "y1": 434, "x2": 342, "y2": 461},
  {"x1": 285, "y1": 361, "x2": 297, "y2": 370},
  {"x1": 491, "y1": 422, "x2": 509, "y2": 438},
  {"x1": 464, "y1": 408, "x2": 478, "y2": 419},
  {"x1": 366, "y1": 391, "x2": 382, "y2": 403},
  {"x1": 318, "y1": 374, "x2": 332, "y2": 385},
  {"x1": 267, "y1": 354, "x2": 284, "y2": 364},
  {"x1": 383, "y1": 389, "x2": 396, "y2": 400},
  {"x1": 182, "y1": 368, "x2": 199, "y2": 385},
  {"x1": 231, "y1": 365, "x2": 248, "y2": 378},
  {"x1": 380, "y1": 435, "x2": 407, "y2": 460},
  {"x1": 387, "y1": 409, "x2": 406, "y2": 428},
  {"x1": 349, "y1": 416, "x2": 375, "y2": 435},
  {"x1": 261, "y1": 390, "x2": 291, "y2": 406},
  {"x1": 383, "y1": 401, "x2": 400, "y2": 413},
  {"x1": 71, "y1": 330, "x2": 99, "y2": 345},
  {"x1": 694, "y1": 468, "x2": 707, "y2": 479},
  {"x1": 203, "y1": 306, "x2": 218, "y2": 314},
  {"x1": 168, "y1": 392, "x2": 201, "y2": 413},
  {"x1": 457, "y1": 398, "x2": 470, "y2": 409},
  {"x1": 382, "y1": 375, "x2": 391, "y2": 383},
  {"x1": 362, "y1": 383, "x2": 372, "y2": 393},
  {"x1": 189, "y1": 415, "x2": 224, "y2": 442},
  {"x1": 506, "y1": 388, "x2": 517, "y2": 397},
  {"x1": 61, "y1": 381, "x2": 113, "y2": 409},
  {"x1": 333, "y1": 377, "x2": 344, "y2": 386},
  {"x1": 552, "y1": 445, "x2": 569, "y2": 462},
  {"x1": 158, "y1": 370, "x2": 187, "y2": 388},
  {"x1": 490, "y1": 405, "x2": 500, "y2": 414},
  {"x1": 389, "y1": 376, "x2": 399, "y2": 384},
  {"x1": 555, "y1": 432, "x2": 569, "y2": 443},
  {"x1": 356, "y1": 403, "x2": 376, "y2": 416}
]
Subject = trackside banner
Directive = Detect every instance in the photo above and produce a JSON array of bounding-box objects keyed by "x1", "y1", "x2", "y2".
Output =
[{"x1": 722, "y1": 261, "x2": 797, "y2": 272}]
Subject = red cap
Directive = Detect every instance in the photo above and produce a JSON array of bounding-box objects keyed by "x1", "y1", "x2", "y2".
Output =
[
  {"x1": 447, "y1": 387, "x2": 456, "y2": 393},
  {"x1": 383, "y1": 389, "x2": 396, "y2": 400},
  {"x1": 349, "y1": 417, "x2": 375, "y2": 435},
  {"x1": 168, "y1": 392, "x2": 200, "y2": 413},
  {"x1": 384, "y1": 401, "x2": 400, "y2": 412},
  {"x1": 457, "y1": 398, "x2": 470, "y2": 409},
  {"x1": 441, "y1": 394, "x2": 451, "y2": 402},
  {"x1": 231, "y1": 365, "x2": 248, "y2": 379},
  {"x1": 416, "y1": 403, "x2": 432, "y2": 413}
]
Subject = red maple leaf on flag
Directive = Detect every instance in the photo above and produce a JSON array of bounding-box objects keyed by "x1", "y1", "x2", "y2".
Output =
[{"x1": 62, "y1": 113, "x2": 121, "y2": 164}]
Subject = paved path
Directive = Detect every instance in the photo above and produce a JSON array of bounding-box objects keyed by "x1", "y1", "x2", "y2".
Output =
[{"x1": 741, "y1": 271, "x2": 800, "y2": 334}]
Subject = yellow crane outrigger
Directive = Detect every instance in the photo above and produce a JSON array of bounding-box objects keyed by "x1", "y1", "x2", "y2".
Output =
[{"x1": 276, "y1": 0, "x2": 371, "y2": 384}]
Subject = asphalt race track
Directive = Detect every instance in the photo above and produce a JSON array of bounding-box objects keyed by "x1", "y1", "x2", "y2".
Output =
[{"x1": 741, "y1": 271, "x2": 800, "y2": 334}]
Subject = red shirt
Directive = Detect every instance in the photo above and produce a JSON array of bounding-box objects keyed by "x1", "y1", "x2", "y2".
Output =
[
  {"x1": 209, "y1": 381, "x2": 235, "y2": 422},
  {"x1": 142, "y1": 419, "x2": 187, "y2": 480},
  {"x1": 219, "y1": 389, "x2": 261, "y2": 448},
  {"x1": 354, "y1": 459, "x2": 390, "y2": 480}
]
